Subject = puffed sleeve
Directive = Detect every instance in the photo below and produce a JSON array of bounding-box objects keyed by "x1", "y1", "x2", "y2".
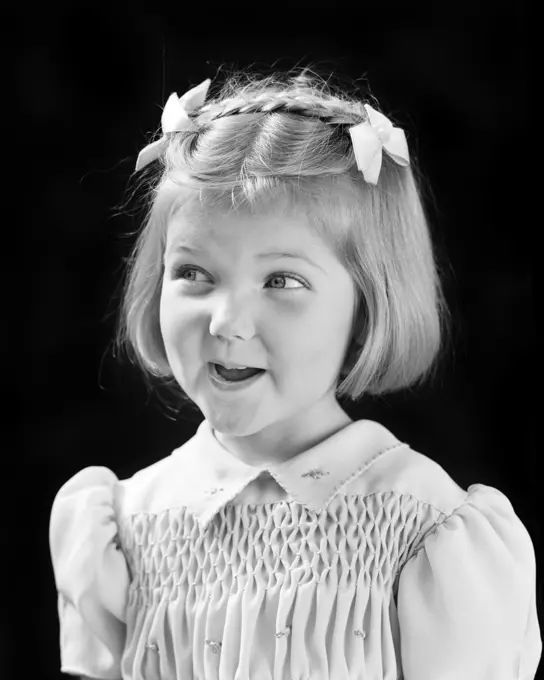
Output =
[
  {"x1": 49, "y1": 466, "x2": 130, "y2": 679},
  {"x1": 397, "y1": 484, "x2": 542, "y2": 680}
]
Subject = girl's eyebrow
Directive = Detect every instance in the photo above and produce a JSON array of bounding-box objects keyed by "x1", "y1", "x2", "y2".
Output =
[{"x1": 166, "y1": 243, "x2": 325, "y2": 273}]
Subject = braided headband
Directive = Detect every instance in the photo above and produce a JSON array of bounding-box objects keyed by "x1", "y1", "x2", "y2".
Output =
[{"x1": 135, "y1": 78, "x2": 410, "y2": 184}]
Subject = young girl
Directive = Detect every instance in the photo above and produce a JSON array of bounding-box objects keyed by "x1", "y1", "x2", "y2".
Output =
[{"x1": 49, "y1": 68, "x2": 541, "y2": 679}]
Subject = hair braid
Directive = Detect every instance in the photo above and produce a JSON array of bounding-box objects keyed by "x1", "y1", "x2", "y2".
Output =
[{"x1": 197, "y1": 94, "x2": 366, "y2": 128}]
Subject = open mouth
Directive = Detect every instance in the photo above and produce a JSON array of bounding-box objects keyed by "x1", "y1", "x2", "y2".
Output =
[{"x1": 209, "y1": 362, "x2": 266, "y2": 384}]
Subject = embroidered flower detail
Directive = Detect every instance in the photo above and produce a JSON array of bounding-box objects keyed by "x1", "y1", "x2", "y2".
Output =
[
  {"x1": 353, "y1": 629, "x2": 367, "y2": 639},
  {"x1": 205, "y1": 639, "x2": 222, "y2": 654},
  {"x1": 275, "y1": 626, "x2": 292, "y2": 639},
  {"x1": 145, "y1": 641, "x2": 159, "y2": 652},
  {"x1": 301, "y1": 468, "x2": 330, "y2": 480},
  {"x1": 205, "y1": 487, "x2": 224, "y2": 496}
]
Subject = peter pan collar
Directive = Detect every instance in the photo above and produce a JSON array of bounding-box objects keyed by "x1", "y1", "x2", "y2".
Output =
[{"x1": 172, "y1": 418, "x2": 406, "y2": 532}]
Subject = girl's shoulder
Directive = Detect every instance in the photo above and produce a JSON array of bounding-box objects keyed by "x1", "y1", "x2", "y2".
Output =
[
  {"x1": 50, "y1": 430, "x2": 196, "y2": 527},
  {"x1": 50, "y1": 466, "x2": 126, "y2": 552},
  {"x1": 50, "y1": 465, "x2": 122, "y2": 520},
  {"x1": 353, "y1": 436, "x2": 517, "y2": 522}
]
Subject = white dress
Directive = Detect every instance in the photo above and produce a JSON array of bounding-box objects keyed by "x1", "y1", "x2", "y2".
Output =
[{"x1": 49, "y1": 418, "x2": 542, "y2": 679}]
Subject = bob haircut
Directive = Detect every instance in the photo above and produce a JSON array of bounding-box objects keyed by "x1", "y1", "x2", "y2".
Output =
[{"x1": 113, "y1": 67, "x2": 451, "y2": 412}]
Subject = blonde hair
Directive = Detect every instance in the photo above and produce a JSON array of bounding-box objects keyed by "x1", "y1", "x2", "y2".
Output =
[{"x1": 112, "y1": 66, "x2": 452, "y2": 413}]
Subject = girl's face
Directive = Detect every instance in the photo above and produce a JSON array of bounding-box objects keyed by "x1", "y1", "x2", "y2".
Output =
[{"x1": 160, "y1": 207, "x2": 358, "y2": 465}]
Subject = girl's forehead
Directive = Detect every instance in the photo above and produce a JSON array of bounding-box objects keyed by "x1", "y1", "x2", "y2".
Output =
[{"x1": 166, "y1": 208, "x2": 318, "y2": 248}]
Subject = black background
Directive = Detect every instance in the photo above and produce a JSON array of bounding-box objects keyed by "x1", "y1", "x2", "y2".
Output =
[{"x1": 13, "y1": 3, "x2": 537, "y2": 677}]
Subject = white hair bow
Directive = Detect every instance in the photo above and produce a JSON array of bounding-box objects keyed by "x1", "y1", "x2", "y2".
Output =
[
  {"x1": 135, "y1": 78, "x2": 212, "y2": 172},
  {"x1": 348, "y1": 105, "x2": 410, "y2": 184}
]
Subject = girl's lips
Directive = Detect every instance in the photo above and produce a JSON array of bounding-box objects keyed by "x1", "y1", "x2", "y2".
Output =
[
  {"x1": 209, "y1": 361, "x2": 265, "y2": 370},
  {"x1": 207, "y1": 362, "x2": 266, "y2": 392}
]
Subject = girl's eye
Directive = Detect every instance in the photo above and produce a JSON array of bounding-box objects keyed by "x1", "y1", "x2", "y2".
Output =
[{"x1": 171, "y1": 265, "x2": 308, "y2": 290}]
